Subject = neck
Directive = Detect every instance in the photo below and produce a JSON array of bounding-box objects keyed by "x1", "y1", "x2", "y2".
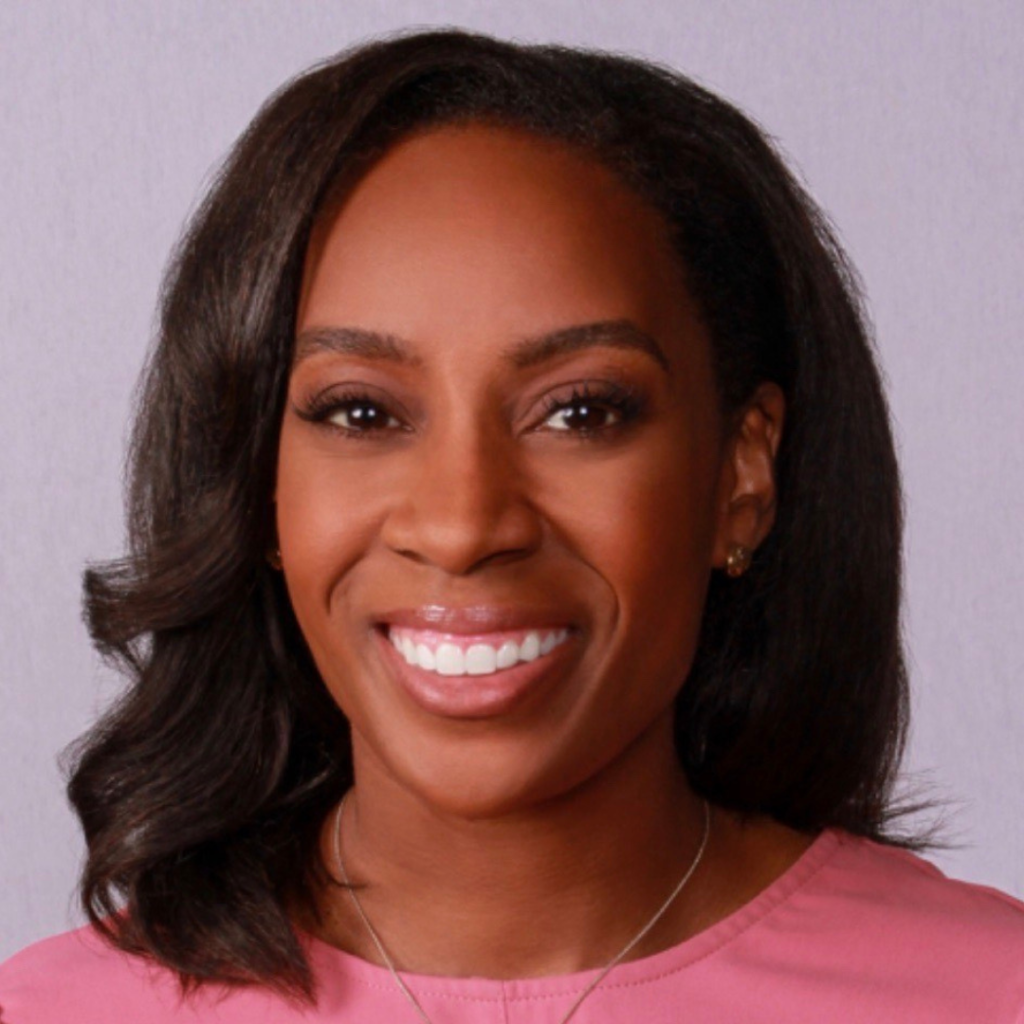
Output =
[{"x1": 313, "y1": 715, "x2": 715, "y2": 979}]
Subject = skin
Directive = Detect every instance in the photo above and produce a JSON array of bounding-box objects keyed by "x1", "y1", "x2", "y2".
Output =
[{"x1": 275, "y1": 122, "x2": 810, "y2": 978}]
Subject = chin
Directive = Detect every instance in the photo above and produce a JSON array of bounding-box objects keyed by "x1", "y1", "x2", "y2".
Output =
[{"x1": 368, "y1": 725, "x2": 624, "y2": 823}]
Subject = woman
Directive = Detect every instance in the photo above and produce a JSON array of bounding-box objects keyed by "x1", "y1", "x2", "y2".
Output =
[{"x1": 2, "y1": 26, "x2": 1022, "y2": 1023}]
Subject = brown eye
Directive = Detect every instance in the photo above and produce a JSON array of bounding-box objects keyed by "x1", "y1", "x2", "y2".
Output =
[
  {"x1": 544, "y1": 399, "x2": 621, "y2": 432},
  {"x1": 327, "y1": 399, "x2": 401, "y2": 433},
  {"x1": 538, "y1": 382, "x2": 645, "y2": 437},
  {"x1": 295, "y1": 387, "x2": 407, "y2": 439}
]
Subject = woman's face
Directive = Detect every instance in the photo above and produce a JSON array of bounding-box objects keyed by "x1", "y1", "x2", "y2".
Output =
[{"x1": 276, "y1": 123, "x2": 748, "y2": 815}]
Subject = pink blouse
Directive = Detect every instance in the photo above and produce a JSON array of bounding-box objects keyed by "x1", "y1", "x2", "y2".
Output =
[{"x1": 3, "y1": 828, "x2": 1023, "y2": 1022}]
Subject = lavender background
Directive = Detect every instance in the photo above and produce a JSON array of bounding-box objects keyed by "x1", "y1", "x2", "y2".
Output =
[{"x1": 2, "y1": 0, "x2": 1022, "y2": 959}]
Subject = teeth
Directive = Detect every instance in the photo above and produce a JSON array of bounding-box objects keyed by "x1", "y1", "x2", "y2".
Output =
[
  {"x1": 435, "y1": 643, "x2": 465, "y2": 676},
  {"x1": 465, "y1": 644, "x2": 497, "y2": 675},
  {"x1": 519, "y1": 633, "x2": 541, "y2": 662},
  {"x1": 415, "y1": 643, "x2": 436, "y2": 671},
  {"x1": 387, "y1": 628, "x2": 570, "y2": 677},
  {"x1": 496, "y1": 640, "x2": 519, "y2": 670}
]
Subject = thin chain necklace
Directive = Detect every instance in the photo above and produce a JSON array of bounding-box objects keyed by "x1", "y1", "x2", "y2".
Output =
[{"x1": 331, "y1": 792, "x2": 711, "y2": 1024}]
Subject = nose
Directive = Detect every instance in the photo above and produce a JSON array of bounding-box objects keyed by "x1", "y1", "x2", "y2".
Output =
[{"x1": 379, "y1": 420, "x2": 543, "y2": 576}]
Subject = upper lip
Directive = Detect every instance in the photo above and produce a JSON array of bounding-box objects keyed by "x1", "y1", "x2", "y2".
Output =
[{"x1": 376, "y1": 605, "x2": 577, "y2": 634}]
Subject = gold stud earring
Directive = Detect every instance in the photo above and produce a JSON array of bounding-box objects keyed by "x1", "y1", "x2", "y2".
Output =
[
  {"x1": 724, "y1": 543, "x2": 752, "y2": 578},
  {"x1": 266, "y1": 548, "x2": 283, "y2": 570}
]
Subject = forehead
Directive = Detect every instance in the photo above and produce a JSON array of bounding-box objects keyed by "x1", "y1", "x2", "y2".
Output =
[{"x1": 297, "y1": 122, "x2": 706, "y2": 376}]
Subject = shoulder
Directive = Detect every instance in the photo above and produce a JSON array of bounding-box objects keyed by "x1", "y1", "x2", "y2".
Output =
[
  {"x1": 1, "y1": 927, "x2": 147, "y2": 1023},
  {"x1": 0, "y1": 926, "x2": 312, "y2": 1024},
  {"x1": 0, "y1": 926, "x2": 194, "y2": 1024},
  {"x1": 762, "y1": 830, "x2": 1024, "y2": 1021},
  {"x1": 820, "y1": 830, "x2": 1024, "y2": 942}
]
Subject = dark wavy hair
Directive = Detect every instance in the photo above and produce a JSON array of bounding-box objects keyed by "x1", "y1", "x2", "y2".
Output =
[{"x1": 68, "y1": 26, "x2": 910, "y2": 1001}]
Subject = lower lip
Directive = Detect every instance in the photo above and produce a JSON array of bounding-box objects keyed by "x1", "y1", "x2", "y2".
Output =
[{"x1": 374, "y1": 627, "x2": 576, "y2": 719}]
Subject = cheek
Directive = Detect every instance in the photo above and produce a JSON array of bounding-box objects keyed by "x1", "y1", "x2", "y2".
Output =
[
  {"x1": 274, "y1": 425, "x2": 382, "y2": 627},
  {"x1": 542, "y1": 433, "x2": 719, "y2": 666},
  {"x1": 556, "y1": 434, "x2": 717, "y2": 574}
]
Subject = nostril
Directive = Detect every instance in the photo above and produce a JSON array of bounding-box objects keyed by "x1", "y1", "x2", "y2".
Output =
[{"x1": 381, "y1": 500, "x2": 543, "y2": 576}]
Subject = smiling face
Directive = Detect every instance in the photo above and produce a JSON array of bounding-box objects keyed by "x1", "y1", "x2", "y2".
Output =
[{"x1": 275, "y1": 123, "x2": 759, "y2": 817}]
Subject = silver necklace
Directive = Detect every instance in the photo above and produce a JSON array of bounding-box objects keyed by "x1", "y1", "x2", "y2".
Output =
[{"x1": 331, "y1": 792, "x2": 711, "y2": 1024}]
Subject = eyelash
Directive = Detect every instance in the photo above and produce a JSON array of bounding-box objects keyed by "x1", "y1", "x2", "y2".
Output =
[
  {"x1": 295, "y1": 381, "x2": 646, "y2": 441},
  {"x1": 537, "y1": 382, "x2": 646, "y2": 437}
]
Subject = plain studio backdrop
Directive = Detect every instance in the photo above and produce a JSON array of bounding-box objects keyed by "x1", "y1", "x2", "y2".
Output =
[{"x1": 1, "y1": 1, "x2": 1021, "y2": 960}]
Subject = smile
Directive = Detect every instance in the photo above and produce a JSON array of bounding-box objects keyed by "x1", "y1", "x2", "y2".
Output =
[{"x1": 385, "y1": 625, "x2": 571, "y2": 677}]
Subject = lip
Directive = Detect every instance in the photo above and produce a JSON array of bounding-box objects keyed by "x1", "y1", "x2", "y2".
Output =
[
  {"x1": 377, "y1": 605, "x2": 575, "y2": 634},
  {"x1": 373, "y1": 620, "x2": 578, "y2": 719}
]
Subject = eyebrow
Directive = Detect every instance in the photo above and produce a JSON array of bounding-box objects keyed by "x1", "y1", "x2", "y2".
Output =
[
  {"x1": 293, "y1": 326, "x2": 424, "y2": 367},
  {"x1": 293, "y1": 318, "x2": 670, "y2": 373}
]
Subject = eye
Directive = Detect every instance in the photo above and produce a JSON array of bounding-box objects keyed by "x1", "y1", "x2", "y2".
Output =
[
  {"x1": 326, "y1": 398, "x2": 402, "y2": 433},
  {"x1": 538, "y1": 382, "x2": 645, "y2": 437},
  {"x1": 294, "y1": 387, "x2": 406, "y2": 439}
]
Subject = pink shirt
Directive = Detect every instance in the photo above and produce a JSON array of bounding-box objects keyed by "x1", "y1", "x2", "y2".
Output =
[{"x1": 3, "y1": 828, "x2": 1023, "y2": 1022}]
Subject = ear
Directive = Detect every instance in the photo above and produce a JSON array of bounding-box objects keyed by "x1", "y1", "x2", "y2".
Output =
[{"x1": 711, "y1": 382, "x2": 785, "y2": 571}]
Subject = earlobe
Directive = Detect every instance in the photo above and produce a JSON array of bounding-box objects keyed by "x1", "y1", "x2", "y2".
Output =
[{"x1": 712, "y1": 382, "x2": 785, "y2": 573}]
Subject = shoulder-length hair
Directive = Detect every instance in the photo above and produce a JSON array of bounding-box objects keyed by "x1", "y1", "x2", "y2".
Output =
[{"x1": 69, "y1": 26, "x2": 908, "y2": 1000}]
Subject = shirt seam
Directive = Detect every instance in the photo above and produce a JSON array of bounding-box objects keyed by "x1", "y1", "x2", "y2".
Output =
[
  {"x1": 500, "y1": 829, "x2": 844, "y2": 1003},
  {"x1": 328, "y1": 829, "x2": 845, "y2": 1003}
]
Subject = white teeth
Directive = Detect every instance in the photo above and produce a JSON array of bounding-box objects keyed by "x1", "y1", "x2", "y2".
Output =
[
  {"x1": 388, "y1": 627, "x2": 571, "y2": 676},
  {"x1": 465, "y1": 644, "x2": 497, "y2": 675},
  {"x1": 496, "y1": 640, "x2": 519, "y2": 669},
  {"x1": 415, "y1": 643, "x2": 436, "y2": 671},
  {"x1": 435, "y1": 643, "x2": 465, "y2": 676},
  {"x1": 520, "y1": 632, "x2": 541, "y2": 662}
]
